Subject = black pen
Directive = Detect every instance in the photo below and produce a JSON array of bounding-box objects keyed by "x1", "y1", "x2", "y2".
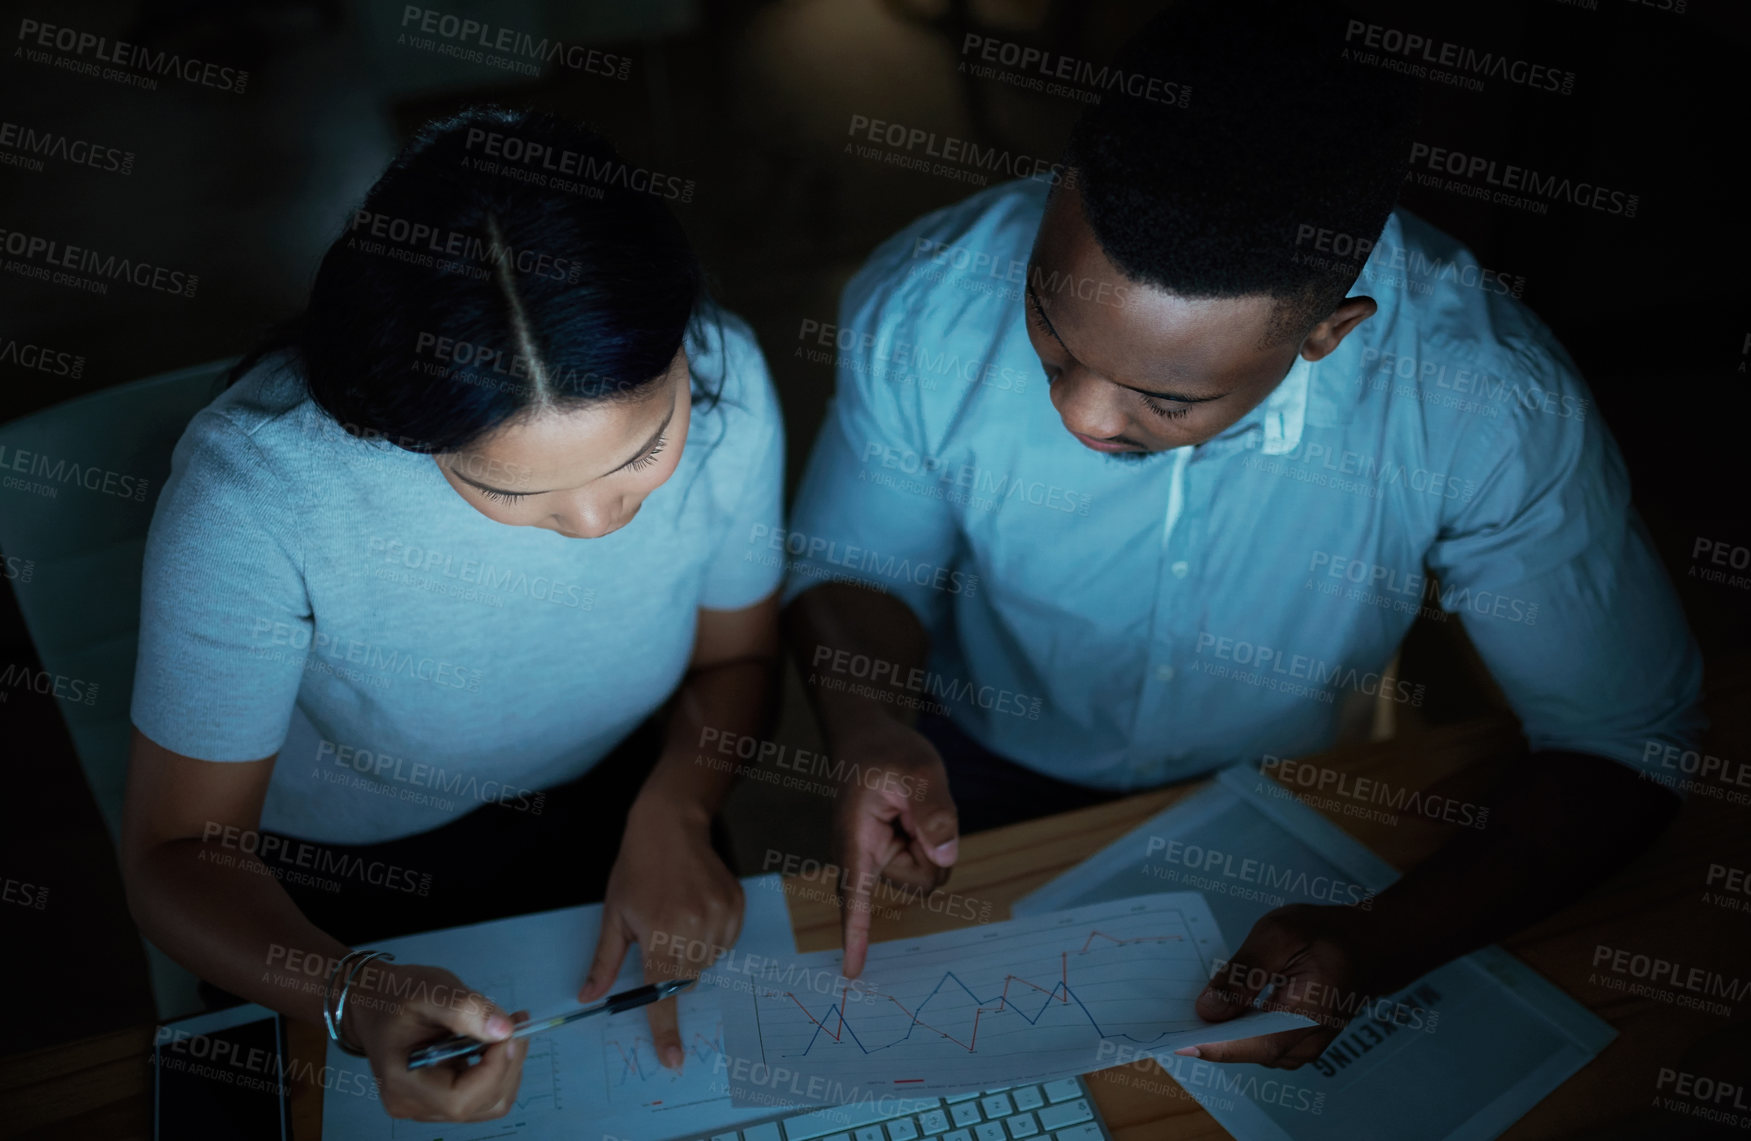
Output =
[{"x1": 405, "y1": 978, "x2": 695, "y2": 1070}]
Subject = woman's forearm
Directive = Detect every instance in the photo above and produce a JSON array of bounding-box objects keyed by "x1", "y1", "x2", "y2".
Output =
[{"x1": 125, "y1": 839, "x2": 353, "y2": 1025}]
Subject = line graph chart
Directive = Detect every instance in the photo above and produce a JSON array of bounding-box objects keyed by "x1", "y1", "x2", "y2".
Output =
[
  {"x1": 601, "y1": 1012, "x2": 730, "y2": 1109},
  {"x1": 778, "y1": 928, "x2": 1191, "y2": 1057},
  {"x1": 723, "y1": 893, "x2": 1314, "y2": 1101}
]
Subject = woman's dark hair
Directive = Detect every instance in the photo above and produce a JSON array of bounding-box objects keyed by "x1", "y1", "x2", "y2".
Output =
[{"x1": 232, "y1": 106, "x2": 715, "y2": 455}]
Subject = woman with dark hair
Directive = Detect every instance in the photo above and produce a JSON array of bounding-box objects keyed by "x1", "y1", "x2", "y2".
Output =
[{"x1": 119, "y1": 108, "x2": 784, "y2": 1123}]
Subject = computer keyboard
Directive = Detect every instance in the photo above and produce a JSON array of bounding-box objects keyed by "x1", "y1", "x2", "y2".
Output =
[{"x1": 679, "y1": 1075, "x2": 1114, "y2": 1141}]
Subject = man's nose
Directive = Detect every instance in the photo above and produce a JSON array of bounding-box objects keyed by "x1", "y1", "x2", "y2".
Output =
[{"x1": 1050, "y1": 368, "x2": 1128, "y2": 440}]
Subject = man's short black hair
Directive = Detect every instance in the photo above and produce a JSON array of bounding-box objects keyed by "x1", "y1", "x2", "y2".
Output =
[{"x1": 1064, "y1": 0, "x2": 1420, "y2": 344}]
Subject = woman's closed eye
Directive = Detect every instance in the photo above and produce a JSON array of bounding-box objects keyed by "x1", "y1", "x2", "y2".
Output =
[
  {"x1": 475, "y1": 435, "x2": 668, "y2": 503},
  {"x1": 624, "y1": 434, "x2": 668, "y2": 473}
]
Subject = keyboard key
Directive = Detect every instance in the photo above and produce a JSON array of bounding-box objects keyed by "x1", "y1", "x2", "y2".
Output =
[
  {"x1": 710, "y1": 1133, "x2": 741, "y2": 1141},
  {"x1": 980, "y1": 1094, "x2": 1014, "y2": 1118},
  {"x1": 945, "y1": 1131, "x2": 974, "y2": 1141},
  {"x1": 1036, "y1": 1100, "x2": 1093, "y2": 1131},
  {"x1": 855, "y1": 1128, "x2": 884, "y2": 1141},
  {"x1": 1041, "y1": 1079, "x2": 1081, "y2": 1103},
  {"x1": 945, "y1": 1092, "x2": 980, "y2": 1103},
  {"x1": 1011, "y1": 1086, "x2": 1044, "y2": 1112},
  {"x1": 1006, "y1": 1111, "x2": 1040, "y2": 1137},
  {"x1": 920, "y1": 1110, "x2": 951, "y2": 1134},
  {"x1": 886, "y1": 1120, "x2": 920, "y2": 1141},
  {"x1": 745, "y1": 1125, "x2": 784, "y2": 1141},
  {"x1": 975, "y1": 1123, "x2": 1008, "y2": 1141},
  {"x1": 950, "y1": 1102, "x2": 984, "y2": 1128},
  {"x1": 787, "y1": 1106, "x2": 914, "y2": 1140},
  {"x1": 1052, "y1": 1126, "x2": 1105, "y2": 1141}
]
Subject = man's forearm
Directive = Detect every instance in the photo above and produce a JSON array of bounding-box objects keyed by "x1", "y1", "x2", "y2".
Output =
[
  {"x1": 1353, "y1": 749, "x2": 1681, "y2": 993},
  {"x1": 781, "y1": 582, "x2": 932, "y2": 751},
  {"x1": 642, "y1": 656, "x2": 778, "y2": 820}
]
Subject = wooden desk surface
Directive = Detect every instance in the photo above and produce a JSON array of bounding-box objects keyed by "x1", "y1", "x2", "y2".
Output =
[{"x1": 6, "y1": 674, "x2": 1748, "y2": 1140}]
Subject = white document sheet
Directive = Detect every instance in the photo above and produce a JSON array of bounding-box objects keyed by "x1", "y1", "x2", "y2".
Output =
[
  {"x1": 320, "y1": 874, "x2": 795, "y2": 1141},
  {"x1": 1013, "y1": 766, "x2": 1619, "y2": 1141},
  {"x1": 718, "y1": 892, "x2": 1313, "y2": 1107}
]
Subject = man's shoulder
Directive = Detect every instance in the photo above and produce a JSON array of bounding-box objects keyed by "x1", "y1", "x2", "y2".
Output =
[
  {"x1": 1352, "y1": 210, "x2": 1593, "y2": 436},
  {"x1": 827, "y1": 183, "x2": 1046, "y2": 435},
  {"x1": 844, "y1": 180, "x2": 1049, "y2": 328},
  {"x1": 1365, "y1": 212, "x2": 1556, "y2": 365}
]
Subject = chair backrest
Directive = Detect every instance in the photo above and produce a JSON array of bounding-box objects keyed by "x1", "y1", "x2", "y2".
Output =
[
  {"x1": 0, "y1": 359, "x2": 236, "y2": 840},
  {"x1": 1, "y1": 358, "x2": 237, "y2": 1019}
]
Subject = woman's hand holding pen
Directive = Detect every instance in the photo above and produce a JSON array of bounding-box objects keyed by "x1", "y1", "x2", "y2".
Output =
[
  {"x1": 580, "y1": 783, "x2": 745, "y2": 1072},
  {"x1": 345, "y1": 961, "x2": 530, "y2": 1122}
]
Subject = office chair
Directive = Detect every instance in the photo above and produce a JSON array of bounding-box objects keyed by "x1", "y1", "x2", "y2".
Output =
[{"x1": 0, "y1": 357, "x2": 236, "y2": 1019}]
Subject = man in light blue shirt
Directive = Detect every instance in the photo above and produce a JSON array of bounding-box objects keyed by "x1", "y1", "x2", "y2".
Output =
[{"x1": 782, "y1": 0, "x2": 1702, "y2": 1068}]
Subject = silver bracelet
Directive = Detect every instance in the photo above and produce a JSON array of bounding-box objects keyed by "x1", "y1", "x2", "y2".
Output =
[
  {"x1": 321, "y1": 949, "x2": 366, "y2": 1045},
  {"x1": 323, "y1": 949, "x2": 391, "y2": 1056},
  {"x1": 334, "y1": 950, "x2": 395, "y2": 1056}
]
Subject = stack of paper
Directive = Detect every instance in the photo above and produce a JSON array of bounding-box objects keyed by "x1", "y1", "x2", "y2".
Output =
[{"x1": 1013, "y1": 765, "x2": 1617, "y2": 1141}]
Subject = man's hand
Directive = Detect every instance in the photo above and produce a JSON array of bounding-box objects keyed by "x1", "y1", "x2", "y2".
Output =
[
  {"x1": 833, "y1": 716, "x2": 959, "y2": 979},
  {"x1": 578, "y1": 791, "x2": 744, "y2": 1072},
  {"x1": 1180, "y1": 903, "x2": 1385, "y2": 1069}
]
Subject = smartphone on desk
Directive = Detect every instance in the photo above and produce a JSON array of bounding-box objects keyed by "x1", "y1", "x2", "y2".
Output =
[{"x1": 153, "y1": 1003, "x2": 290, "y2": 1141}]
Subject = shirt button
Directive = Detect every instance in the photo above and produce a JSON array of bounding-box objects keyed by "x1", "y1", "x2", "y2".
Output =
[
  {"x1": 1171, "y1": 560, "x2": 1190, "y2": 578},
  {"x1": 1155, "y1": 665, "x2": 1175, "y2": 682}
]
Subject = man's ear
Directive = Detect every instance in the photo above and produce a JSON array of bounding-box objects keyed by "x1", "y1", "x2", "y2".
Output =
[{"x1": 1300, "y1": 296, "x2": 1378, "y2": 362}]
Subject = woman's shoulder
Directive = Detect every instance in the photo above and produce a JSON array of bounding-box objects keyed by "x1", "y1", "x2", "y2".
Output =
[
  {"x1": 190, "y1": 351, "x2": 320, "y2": 458},
  {"x1": 686, "y1": 303, "x2": 780, "y2": 437},
  {"x1": 164, "y1": 351, "x2": 339, "y2": 526},
  {"x1": 194, "y1": 350, "x2": 401, "y2": 481}
]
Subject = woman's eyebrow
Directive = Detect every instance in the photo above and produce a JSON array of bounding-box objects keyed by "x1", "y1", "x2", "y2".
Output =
[
  {"x1": 455, "y1": 469, "x2": 547, "y2": 496},
  {"x1": 452, "y1": 399, "x2": 677, "y2": 496},
  {"x1": 610, "y1": 399, "x2": 676, "y2": 473}
]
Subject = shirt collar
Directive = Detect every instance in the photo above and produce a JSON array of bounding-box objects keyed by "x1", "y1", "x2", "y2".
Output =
[
  {"x1": 1210, "y1": 353, "x2": 1312, "y2": 456},
  {"x1": 1257, "y1": 354, "x2": 1310, "y2": 454},
  {"x1": 1242, "y1": 209, "x2": 1412, "y2": 442}
]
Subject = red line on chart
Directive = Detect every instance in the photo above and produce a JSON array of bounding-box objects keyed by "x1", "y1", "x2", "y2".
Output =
[
  {"x1": 785, "y1": 990, "x2": 850, "y2": 1043},
  {"x1": 1079, "y1": 930, "x2": 1183, "y2": 953}
]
